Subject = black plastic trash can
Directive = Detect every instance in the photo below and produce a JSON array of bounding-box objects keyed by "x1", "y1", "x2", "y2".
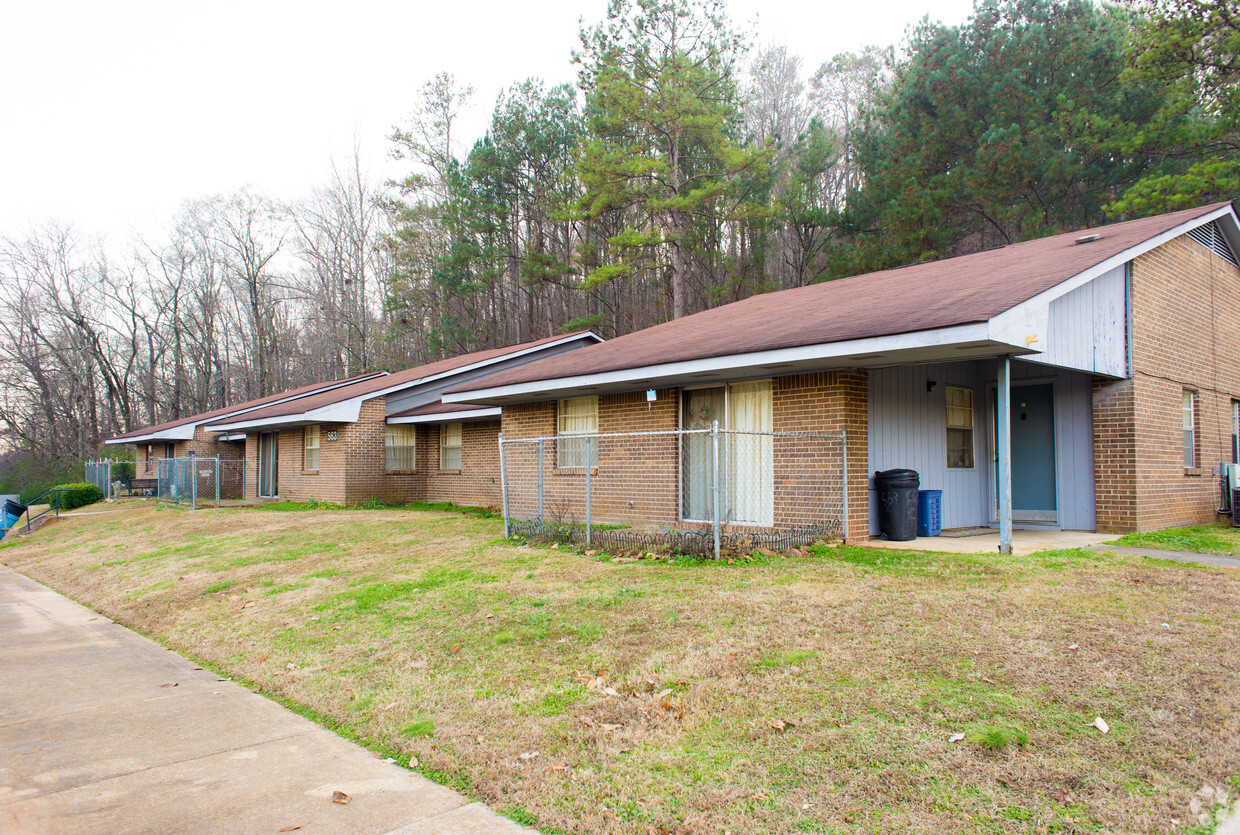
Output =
[{"x1": 875, "y1": 469, "x2": 920, "y2": 541}]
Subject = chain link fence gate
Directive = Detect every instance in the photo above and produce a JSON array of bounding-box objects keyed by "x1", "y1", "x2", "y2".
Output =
[
  {"x1": 157, "y1": 457, "x2": 246, "y2": 508},
  {"x1": 498, "y1": 422, "x2": 846, "y2": 558}
]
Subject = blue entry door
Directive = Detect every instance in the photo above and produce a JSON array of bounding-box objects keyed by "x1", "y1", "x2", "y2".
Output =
[{"x1": 993, "y1": 383, "x2": 1057, "y2": 522}]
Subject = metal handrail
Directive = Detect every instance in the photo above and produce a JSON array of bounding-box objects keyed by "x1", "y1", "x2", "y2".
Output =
[{"x1": 21, "y1": 488, "x2": 66, "y2": 533}]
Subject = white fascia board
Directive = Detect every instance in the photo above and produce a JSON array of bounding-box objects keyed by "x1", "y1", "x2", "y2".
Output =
[
  {"x1": 214, "y1": 335, "x2": 604, "y2": 430},
  {"x1": 388, "y1": 407, "x2": 502, "y2": 425},
  {"x1": 406, "y1": 332, "x2": 605, "y2": 390},
  {"x1": 210, "y1": 399, "x2": 365, "y2": 432},
  {"x1": 443, "y1": 323, "x2": 994, "y2": 403},
  {"x1": 111, "y1": 372, "x2": 390, "y2": 443},
  {"x1": 104, "y1": 425, "x2": 198, "y2": 444},
  {"x1": 1001, "y1": 206, "x2": 1238, "y2": 322},
  {"x1": 988, "y1": 206, "x2": 1238, "y2": 353}
]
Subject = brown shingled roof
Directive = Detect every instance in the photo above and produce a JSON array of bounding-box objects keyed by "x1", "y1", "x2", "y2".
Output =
[
  {"x1": 449, "y1": 203, "x2": 1233, "y2": 394},
  {"x1": 106, "y1": 370, "x2": 388, "y2": 442},
  {"x1": 207, "y1": 332, "x2": 595, "y2": 427}
]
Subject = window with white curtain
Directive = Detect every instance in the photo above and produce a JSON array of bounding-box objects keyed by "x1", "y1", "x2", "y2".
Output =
[
  {"x1": 303, "y1": 425, "x2": 320, "y2": 471},
  {"x1": 386, "y1": 424, "x2": 417, "y2": 471},
  {"x1": 557, "y1": 396, "x2": 598, "y2": 468},
  {"x1": 440, "y1": 423, "x2": 462, "y2": 470}
]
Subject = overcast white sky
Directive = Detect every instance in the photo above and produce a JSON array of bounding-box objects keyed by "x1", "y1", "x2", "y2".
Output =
[{"x1": 0, "y1": 0, "x2": 976, "y2": 246}]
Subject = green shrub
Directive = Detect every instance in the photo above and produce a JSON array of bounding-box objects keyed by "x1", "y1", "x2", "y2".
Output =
[{"x1": 53, "y1": 483, "x2": 105, "y2": 510}]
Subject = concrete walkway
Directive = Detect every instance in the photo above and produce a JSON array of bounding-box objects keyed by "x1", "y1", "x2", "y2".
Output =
[
  {"x1": 0, "y1": 566, "x2": 536, "y2": 834},
  {"x1": 1085, "y1": 543, "x2": 1240, "y2": 569}
]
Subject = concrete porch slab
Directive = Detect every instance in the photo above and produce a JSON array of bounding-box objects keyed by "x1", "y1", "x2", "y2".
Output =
[{"x1": 859, "y1": 529, "x2": 1123, "y2": 556}]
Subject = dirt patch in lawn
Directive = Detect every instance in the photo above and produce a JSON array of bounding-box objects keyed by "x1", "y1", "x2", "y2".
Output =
[{"x1": 4, "y1": 502, "x2": 1240, "y2": 833}]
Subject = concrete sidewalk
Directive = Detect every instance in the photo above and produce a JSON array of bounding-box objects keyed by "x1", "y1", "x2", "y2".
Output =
[{"x1": 0, "y1": 565, "x2": 536, "y2": 834}]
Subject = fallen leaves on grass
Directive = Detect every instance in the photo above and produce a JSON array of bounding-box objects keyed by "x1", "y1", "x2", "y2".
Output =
[{"x1": 331, "y1": 790, "x2": 351, "y2": 804}]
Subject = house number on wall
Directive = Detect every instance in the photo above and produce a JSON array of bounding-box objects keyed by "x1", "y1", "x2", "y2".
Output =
[{"x1": 326, "y1": 430, "x2": 338, "y2": 442}]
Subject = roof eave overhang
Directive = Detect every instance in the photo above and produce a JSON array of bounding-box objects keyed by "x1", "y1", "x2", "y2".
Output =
[
  {"x1": 205, "y1": 333, "x2": 603, "y2": 432},
  {"x1": 444, "y1": 323, "x2": 1041, "y2": 404},
  {"x1": 387, "y1": 407, "x2": 502, "y2": 425},
  {"x1": 104, "y1": 425, "x2": 198, "y2": 444}
]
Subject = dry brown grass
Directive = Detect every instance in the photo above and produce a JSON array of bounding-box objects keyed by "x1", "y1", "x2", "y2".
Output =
[{"x1": 4, "y1": 500, "x2": 1240, "y2": 834}]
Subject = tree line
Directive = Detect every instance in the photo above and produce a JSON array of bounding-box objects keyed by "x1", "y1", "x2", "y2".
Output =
[{"x1": 1, "y1": 0, "x2": 1235, "y2": 489}]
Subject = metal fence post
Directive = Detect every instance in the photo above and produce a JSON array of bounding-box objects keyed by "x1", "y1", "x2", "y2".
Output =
[
  {"x1": 216, "y1": 456, "x2": 222, "y2": 507},
  {"x1": 711, "y1": 420, "x2": 720, "y2": 560},
  {"x1": 157, "y1": 460, "x2": 163, "y2": 504},
  {"x1": 498, "y1": 434, "x2": 510, "y2": 538},
  {"x1": 191, "y1": 459, "x2": 198, "y2": 510},
  {"x1": 840, "y1": 427, "x2": 849, "y2": 543},
  {"x1": 585, "y1": 435, "x2": 593, "y2": 547},
  {"x1": 537, "y1": 438, "x2": 544, "y2": 523}
]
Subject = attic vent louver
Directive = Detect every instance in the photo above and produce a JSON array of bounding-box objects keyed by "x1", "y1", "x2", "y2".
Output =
[
  {"x1": 1074, "y1": 233, "x2": 1100, "y2": 244},
  {"x1": 1186, "y1": 220, "x2": 1239, "y2": 267}
]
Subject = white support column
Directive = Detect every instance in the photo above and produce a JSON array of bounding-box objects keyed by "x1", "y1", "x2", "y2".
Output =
[{"x1": 997, "y1": 355, "x2": 1013, "y2": 555}]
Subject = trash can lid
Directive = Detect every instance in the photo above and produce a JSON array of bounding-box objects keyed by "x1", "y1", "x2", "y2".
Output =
[{"x1": 874, "y1": 468, "x2": 919, "y2": 480}]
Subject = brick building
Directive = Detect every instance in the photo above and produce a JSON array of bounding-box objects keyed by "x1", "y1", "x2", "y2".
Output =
[
  {"x1": 203, "y1": 333, "x2": 600, "y2": 506},
  {"x1": 104, "y1": 372, "x2": 387, "y2": 475},
  {"x1": 446, "y1": 203, "x2": 1240, "y2": 544}
]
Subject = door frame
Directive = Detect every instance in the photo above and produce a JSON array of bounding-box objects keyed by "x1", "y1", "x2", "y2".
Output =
[
  {"x1": 986, "y1": 377, "x2": 1059, "y2": 525},
  {"x1": 258, "y1": 432, "x2": 279, "y2": 498}
]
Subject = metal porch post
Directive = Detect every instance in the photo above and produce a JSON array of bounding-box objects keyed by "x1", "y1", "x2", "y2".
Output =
[
  {"x1": 216, "y1": 455, "x2": 222, "y2": 507},
  {"x1": 712, "y1": 420, "x2": 721, "y2": 560},
  {"x1": 840, "y1": 427, "x2": 849, "y2": 543},
  {"x1": 537, "y1": 439, "x2": 544, "y2": 524},
  {"x1": 585, "y1": 436, "x2": 593, "y2": 547},
  {"x1": 998, "y1": 355, "x2": 1013, "y2": 555},
  {"x1": 498, "y1": 434, "x2": 510, "y2": 538}
]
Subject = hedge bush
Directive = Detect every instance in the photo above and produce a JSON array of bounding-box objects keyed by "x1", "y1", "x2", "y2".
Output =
[{"x1": 53, "y1": 483, "x2": 105, "y2": 510}]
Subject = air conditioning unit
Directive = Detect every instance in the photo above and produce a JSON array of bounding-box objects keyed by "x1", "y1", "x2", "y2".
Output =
[{"x1": 1229, "y1": 463, "x2": 1240, "y2": 493}]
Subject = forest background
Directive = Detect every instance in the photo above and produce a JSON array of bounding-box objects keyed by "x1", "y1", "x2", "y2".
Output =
[{"x1": 1, "y1": 0, "x2": 1235, "y2": 495}]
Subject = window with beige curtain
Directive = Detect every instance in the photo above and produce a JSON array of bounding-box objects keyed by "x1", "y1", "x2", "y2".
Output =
[
  {"x1": 946, "y1": 386, "x2": 974, "y2": 468},
  {"x1": 557, "y1": 396, "x2": 598, "y2": 468},
  {"x1": 440, "y1": 422, "x2": 462, "y2": 470},
  {"x1": 386, "y1": 424, "x2": 417, "y2": 470},
  {"x1": 303, "y1": 425, "x2": 320, "y2": 471}
]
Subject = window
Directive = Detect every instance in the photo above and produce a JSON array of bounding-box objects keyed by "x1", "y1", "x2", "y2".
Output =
[
  {"x1": 145, "y1": 444, "x2": 153, "y2": 473},
  {"x1": 557, "y1": 396, "x2": 598, "y2": 468},
  {"x1": 164, "y1": 442, "x2": 175, "y2": 460},
  {"x1": 946, "y1": 386, "x2": 974, "y2": 468},
  {"x1": 386, "y1": 424, "x2": 416, "y2": 471},
  {"x1": 440, "y1": 423, "x2": 462, "y2": 470},
  {"x1": 1183, "y1": 390, "x2": 1197, "y2": 468},
  {"x1": 304, "y1": 425, "x2": 320, "y2": 471}
]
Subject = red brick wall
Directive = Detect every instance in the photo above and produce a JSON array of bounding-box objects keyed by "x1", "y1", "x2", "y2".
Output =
[
  {"x1": 421, "y1": 421, "x2": 503, "y2": 509},
  {"x1": 1092, "y1": 376, "x2": 1138, "y2": 532},
  {"x1": 499, "y1": 376, "x2": 867, "y2": 540},
  {"x1": 1113, "y1": 235, "x2": 1240, "y2": 530}
]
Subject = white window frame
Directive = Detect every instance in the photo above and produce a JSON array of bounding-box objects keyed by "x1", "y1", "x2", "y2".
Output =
[
  {"x1": 946, "y1": 385, "x2": 975, "y2": 469},
  {"x1": 440, "y1": 422, "x2": 462, "y2": 470},
  {"x1": 303, "y1": 425, "x2": 320, "y2": 471},
  {"x1": 386, "y1": 424, "x2": 417, "y2": 471},
  {"x1": 557, "y1": 396, "x2": 598, "y2": 468},
  {"x1": 1183, "y1": 390, "x2": 1197, "y2": 468}
]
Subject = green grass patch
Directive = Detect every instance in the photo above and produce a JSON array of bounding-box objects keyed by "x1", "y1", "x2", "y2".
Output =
[
  {"x1": 965, "y1": 723, "x2": 1030, "y2": 751},
  {"x1": 755, "y1": 649, "x2": 819, "y2": 669},
  {"x1": 1113, "y1": 524, "x2": 1240, "y2": 555},
  {"x1": 401, "y1": 717, "x2": 435, "y2": 737},
  {"x1": 204, "y1": 580, "x2": 233, "y2": 594}
]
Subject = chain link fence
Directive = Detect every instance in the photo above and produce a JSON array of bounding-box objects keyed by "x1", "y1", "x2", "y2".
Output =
[
  {"x1": 499, "y1": 423, "x2": 846, "y2": 557},
  {"x1": 85, "y1": 459, "x2": 138, "y2": 498},
  {"x1": 156, "y1": 457, "x2": 246, "y2": 508}
]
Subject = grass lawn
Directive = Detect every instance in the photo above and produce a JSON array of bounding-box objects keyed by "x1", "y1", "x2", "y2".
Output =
[
  {"x1": 4, "y1": 501, "x2": 1240, "y2": 834},
  {"x1": 1114, "y1": 524, "x2": 1240, "y2": 556}
]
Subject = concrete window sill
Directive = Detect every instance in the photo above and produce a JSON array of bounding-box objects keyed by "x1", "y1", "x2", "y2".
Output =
[
  {"x1": 385, "y1": 469, "x2": 416, "y2": 474},
  {"x1": 438, "y1": 469, "x2": 462, "y2": 474},
  {"x1": 1184, "y1": 467, "x2": 1203, "y2": 477}
]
